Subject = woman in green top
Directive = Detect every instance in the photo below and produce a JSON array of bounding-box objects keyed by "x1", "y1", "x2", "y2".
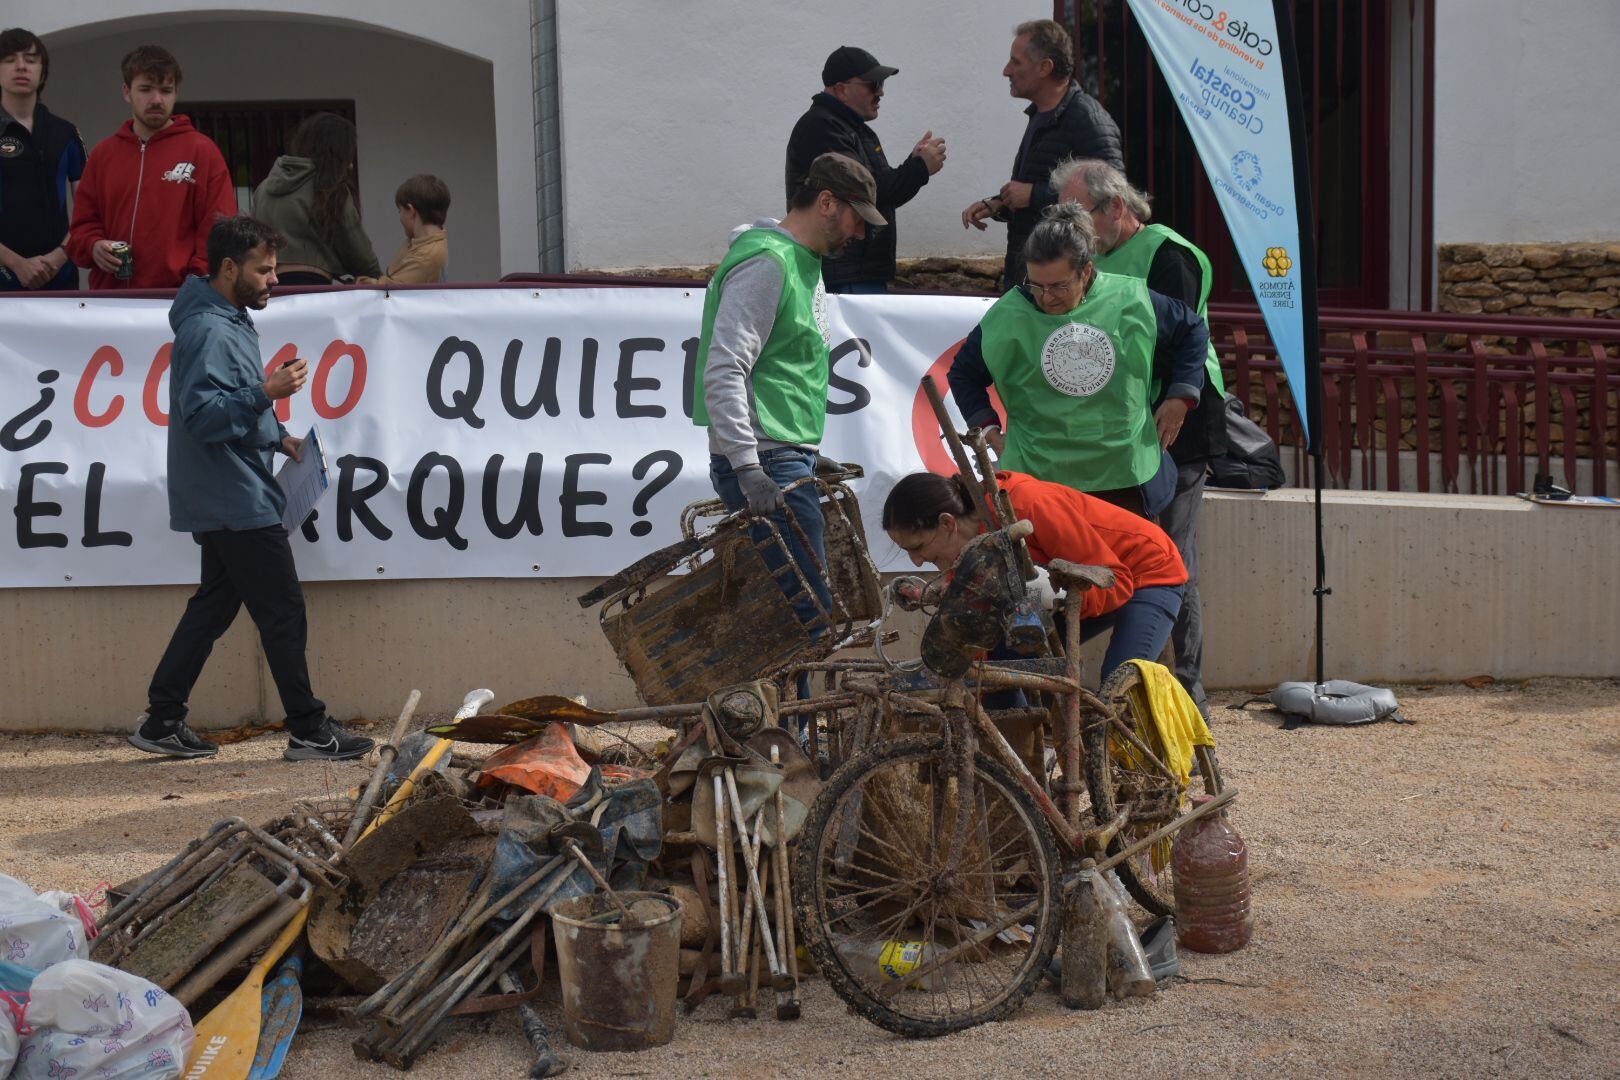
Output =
[{"x1": 947, "y1": 202, "x2": 1209, "y2": 517}]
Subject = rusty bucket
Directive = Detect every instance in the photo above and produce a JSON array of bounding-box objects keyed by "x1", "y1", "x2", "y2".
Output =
[{"x1": 550, "y1": 892, "x2": 682, "y2": 1052}]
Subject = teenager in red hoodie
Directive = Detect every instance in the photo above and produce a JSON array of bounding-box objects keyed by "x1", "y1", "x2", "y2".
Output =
[
  {"x1": 66, "y1": 45, "x2": 235, "y2": 289},
  {"x1": 883, "y1": 468, "x2": 1188, "y2": 685}
]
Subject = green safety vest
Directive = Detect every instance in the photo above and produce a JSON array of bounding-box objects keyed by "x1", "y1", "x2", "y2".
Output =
[
  {"x1": 979, "y1": 271, "x2": 1161, "y2": 492},
  {"x1": 692, "y1": 228, "x2": 830, "y2": 447},
  {"x1": 1093, "y1": 222, "x2": 1225, "y2": 396}
]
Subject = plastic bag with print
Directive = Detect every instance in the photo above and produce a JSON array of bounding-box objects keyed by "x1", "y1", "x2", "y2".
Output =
[
  {"x1": 1, "y1": 993, "x2": 21, "y2": 1078},
  {"x1": 0, "y1": 874, "x2": 86, "y2": 972},
  {"x1": 13, "y1": 959, "x2": 193, "y2": 1080}
]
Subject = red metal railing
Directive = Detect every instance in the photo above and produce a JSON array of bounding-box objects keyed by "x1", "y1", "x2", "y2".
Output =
[{"x1": 1213, "y1": 305, "x2": 1620, "y2": 496}]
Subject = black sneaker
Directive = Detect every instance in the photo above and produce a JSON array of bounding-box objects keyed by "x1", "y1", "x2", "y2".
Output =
[
  {"x1": 129, "y1": 713, "x2": 220, "y2": 759},
  {"x1": 284, "y1": 719, "x2": 375, "y2": 762}
]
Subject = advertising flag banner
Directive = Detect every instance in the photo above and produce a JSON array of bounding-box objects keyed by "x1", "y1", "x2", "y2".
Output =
[{"x1": 1122, "y1": 0, "x2": 1319, "y2": 448}]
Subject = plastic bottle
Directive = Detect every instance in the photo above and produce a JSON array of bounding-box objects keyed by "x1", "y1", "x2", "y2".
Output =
[
  {"x1": 1096, "y1": 871, "x2": 1156, "y2": 997},
  {"x1": 1172, "y1": 796, "x2": 1253, "y2": 953},
  {"x1": 1060, "y1": 864, "x2": 1107, "y2": 1009},
  {"x1": 829, "y1": 934, "x2": 949, "y2": 990}
]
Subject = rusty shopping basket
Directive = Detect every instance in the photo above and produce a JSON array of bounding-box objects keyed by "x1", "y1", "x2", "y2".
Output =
[{"x1": 577, "y1": 466, "x2": 883, "y2": 706}]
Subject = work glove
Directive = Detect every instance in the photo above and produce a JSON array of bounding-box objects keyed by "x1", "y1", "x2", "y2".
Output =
[
  {"x1": 735, "y1": 464, "x2": 785, "y2": 515},
  {"x1": 814, "y1": 454, "x2": 852, "y2": 478}
]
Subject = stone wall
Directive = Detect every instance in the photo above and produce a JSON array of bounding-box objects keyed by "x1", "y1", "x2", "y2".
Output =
[
  {"x1": 582, "y1": 256, "x2": 1004, "y2": 295},
  {"x1": 1438, "y1": 242, "x2": 1620, "y2": 319}
]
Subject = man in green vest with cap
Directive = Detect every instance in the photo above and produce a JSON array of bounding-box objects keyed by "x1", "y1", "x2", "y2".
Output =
[
  {"x1": 693, "y1": 151, "x2": 885, "y2": 639},
  {"x1": 1053, "y1": 157, "x2": 1227, "y2": 719}
]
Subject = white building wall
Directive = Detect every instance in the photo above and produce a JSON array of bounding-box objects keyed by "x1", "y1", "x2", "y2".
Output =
[
  {"x1": 555, "y1": 1, "x2": 1026, "y2": 270},
  {"x1": 1432, "y1": 0, "x2": 1620, "y2": 244},
  {"x1": 42, "y1": 21, "x2": 504, "y2": 281},
  {"x1": 25, "y1": 2, "x2": 535, "y2": 277}
]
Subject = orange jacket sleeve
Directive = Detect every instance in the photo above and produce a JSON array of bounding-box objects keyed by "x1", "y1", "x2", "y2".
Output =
[{"x1": 1015, "y1": 484, "x2": 1137, "y2": 620}]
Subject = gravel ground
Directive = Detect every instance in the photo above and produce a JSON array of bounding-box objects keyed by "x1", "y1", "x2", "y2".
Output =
[{"x1": 3, "y1": 678, "x2": 1617, "y2": 1079}]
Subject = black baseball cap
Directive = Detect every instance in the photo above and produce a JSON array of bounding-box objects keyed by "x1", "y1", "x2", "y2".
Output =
[
  {"x1": 822, "y1": 46, "x2": 898, "y2": 87},
  {"x1": 805, "y1": 153, "x2": 887, "y2": 226}
]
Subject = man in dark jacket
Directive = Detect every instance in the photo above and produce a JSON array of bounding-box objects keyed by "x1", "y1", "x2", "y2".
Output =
[
  {"x1": 0, "y1": 28, "x2": 86, "y2": 291},
  {"x1": 961, "y1": 20, "x2": 1123, "y2": 288},
  {"x1": 133, "y1": 215, "x2": 375, "y2": 763},
  {"x1": 785, "y1": 46, "x2": 945, "y2": 293}
]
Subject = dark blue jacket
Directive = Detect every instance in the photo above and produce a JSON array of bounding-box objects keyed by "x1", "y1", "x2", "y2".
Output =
[{"x1": 166, "y1": 275, "x2": 289, "y2": 532}]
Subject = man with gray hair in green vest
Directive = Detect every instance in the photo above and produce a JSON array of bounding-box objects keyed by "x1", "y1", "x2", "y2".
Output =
[
  {"x1": 693, "y1": 151, "x2": 885, "y2": 654},
  {"x1": 1052, "y1": 156, "x2": 1227, "y2": 719}
]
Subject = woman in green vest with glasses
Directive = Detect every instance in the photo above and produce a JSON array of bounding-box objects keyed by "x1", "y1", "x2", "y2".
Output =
[{"x1": 947, "y1": 201, "x2": 1209, "y2": 518}]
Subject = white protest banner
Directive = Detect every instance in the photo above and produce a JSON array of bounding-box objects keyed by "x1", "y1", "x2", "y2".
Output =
[{"x1": 0, "y1": 287, "x2": 996, "y2": 588}]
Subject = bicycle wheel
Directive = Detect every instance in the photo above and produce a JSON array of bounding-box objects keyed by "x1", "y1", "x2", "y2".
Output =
[
  {"x1": 792, "y1": 734, "x2": 1061, "y2": 1037},
  {"x1": 1085, "y1": 665, "x2": 1223, "y2": 915}
]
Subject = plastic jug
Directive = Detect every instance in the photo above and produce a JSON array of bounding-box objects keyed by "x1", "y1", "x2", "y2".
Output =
[{"x1": 1171, "y1": 796, "x2": 1253, "y2": 953}]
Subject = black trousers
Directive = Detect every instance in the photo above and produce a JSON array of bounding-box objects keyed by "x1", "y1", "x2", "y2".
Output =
[{"x1": 147, "y1": 525, "x2": 325, "y2": 737}]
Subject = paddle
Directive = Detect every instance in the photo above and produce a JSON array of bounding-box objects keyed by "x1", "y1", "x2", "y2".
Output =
[
  {"x1": 245, "y1": 950, "x2": 302, "y2": 1080},
  {"x1": 184, "y1": 689, "x2": 495, "y2": 1080}
]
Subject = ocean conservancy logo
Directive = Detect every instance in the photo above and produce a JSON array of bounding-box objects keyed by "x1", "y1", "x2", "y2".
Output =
[
  {"x1": 162, "y1": 162, "x2": 197, "y2": 184},
  {"x1": 1040, "y1": 323, "x2": 1115, "y2": 398},
  {"x1": 1231, "y1": 150, "x2": 1262, "y2": 191}
]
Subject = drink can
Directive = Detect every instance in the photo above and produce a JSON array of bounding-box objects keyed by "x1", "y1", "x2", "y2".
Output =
[{"x1": 110, "y1": 241, "x2": 133, "y2": 280}]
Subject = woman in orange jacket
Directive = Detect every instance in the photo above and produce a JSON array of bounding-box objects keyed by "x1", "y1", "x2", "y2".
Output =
[{"x1": 883, "y1": 469, "x2": 1188, "y2": 685}]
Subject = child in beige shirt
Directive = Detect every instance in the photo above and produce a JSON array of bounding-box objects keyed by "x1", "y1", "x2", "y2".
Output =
[{"x1": 359, "y1": 174, "x2": 449, "y2": 284}]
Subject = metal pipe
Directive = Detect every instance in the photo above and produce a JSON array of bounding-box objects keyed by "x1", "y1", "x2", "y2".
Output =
[
  {"x1": 1063, "y1": 600, "x2": 1084, "y2": 832},
  {"x1": 343, "y1": 689, "x2": 421, "y2": 851},
  {"x1": 921, "y1": 375, "x2": 998, "y2": 525}
]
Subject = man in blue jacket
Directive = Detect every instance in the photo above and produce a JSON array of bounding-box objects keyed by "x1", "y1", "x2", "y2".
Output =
[{"x1": 133, "y1": 214, "x2": 375, "y2": 762}]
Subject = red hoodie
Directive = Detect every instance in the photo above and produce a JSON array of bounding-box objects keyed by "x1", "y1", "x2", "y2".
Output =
[
  {"x1": 1000, "y1": 470, "x2": 1188, "y2": 620},
  {"x1": 66, "y1": 116, "x2": 237, "y2": 289}
]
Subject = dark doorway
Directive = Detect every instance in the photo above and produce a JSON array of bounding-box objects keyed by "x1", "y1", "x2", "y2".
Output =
[
  {"x1": 184, "y1": 100, "x2": 358, "y2": 213},
  {"x1": 1060, "y1": 1, "x2": 1392, "y2": 308}
]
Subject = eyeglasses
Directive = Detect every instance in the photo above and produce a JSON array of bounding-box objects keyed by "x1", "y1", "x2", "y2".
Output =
[
  {"x1": 1023, "y1": 276, "x2": 1080, "y2": 300},
  {"x1": 850, "y1": 78, "x2": 884, "y2": 93}
]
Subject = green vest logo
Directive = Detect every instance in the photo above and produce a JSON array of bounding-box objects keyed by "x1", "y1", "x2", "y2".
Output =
[
  {"x1": 1039, "y1": 323, "x2": 1116, "y2": 397},
  {"x1": 813, "y1": 279, "x2": 832, "y2": 347}
]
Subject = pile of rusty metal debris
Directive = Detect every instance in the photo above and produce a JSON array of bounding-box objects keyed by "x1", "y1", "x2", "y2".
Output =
[{"x1": 68, "y1": 661, "x2": 837, "y2": 1079}]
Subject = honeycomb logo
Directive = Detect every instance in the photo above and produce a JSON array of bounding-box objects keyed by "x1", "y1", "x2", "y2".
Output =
[{"x1": 1262, "y1": 247, "x2": 1293, "y2": 278}]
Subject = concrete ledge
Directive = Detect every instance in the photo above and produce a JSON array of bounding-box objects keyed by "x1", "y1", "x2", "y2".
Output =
[{"x1": 4, "y1": 490, "x2": 1617, "y2": 731}]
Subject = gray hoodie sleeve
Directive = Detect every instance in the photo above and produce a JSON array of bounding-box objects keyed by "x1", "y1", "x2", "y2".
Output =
[{"x1": 703, "y1": 253, "x2": 784, "y2": 469}]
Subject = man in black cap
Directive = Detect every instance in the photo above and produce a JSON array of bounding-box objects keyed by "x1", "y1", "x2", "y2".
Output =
[{"x1": 785, "y1": 45, "x2": 946, "y2": 294}]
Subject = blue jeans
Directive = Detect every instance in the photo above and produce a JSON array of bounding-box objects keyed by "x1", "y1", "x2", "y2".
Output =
[
  {"x1": 1073, "y1": 584, "x2": 1185, "y2": 687},
  {"x1": 711, "y1": 449, "x2": 830, "y2": 711},
  {"x1": 709, "y1": 449, "x2": 832, "y2": 633}
]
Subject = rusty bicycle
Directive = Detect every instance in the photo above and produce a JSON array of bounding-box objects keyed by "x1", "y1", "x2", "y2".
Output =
[{"x1": 788, "y1": 398, "x2": 1233, "y2": 1037}]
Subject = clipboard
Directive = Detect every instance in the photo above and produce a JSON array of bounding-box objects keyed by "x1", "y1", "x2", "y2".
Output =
[{"x1": 275, "y1": 425, "x2": 331, "y2": 531}]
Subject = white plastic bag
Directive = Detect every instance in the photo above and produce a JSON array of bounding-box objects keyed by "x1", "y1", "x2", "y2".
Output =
[
  {"x1": 13, "y1": 960, "x2": 192, "y2": 1080},
  {"x1": 0, "y1": 874, "x2": 85, "y2": 972},
  {"x1": 0, "y1": 995, "x2": 20, "y2": 1078}
]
